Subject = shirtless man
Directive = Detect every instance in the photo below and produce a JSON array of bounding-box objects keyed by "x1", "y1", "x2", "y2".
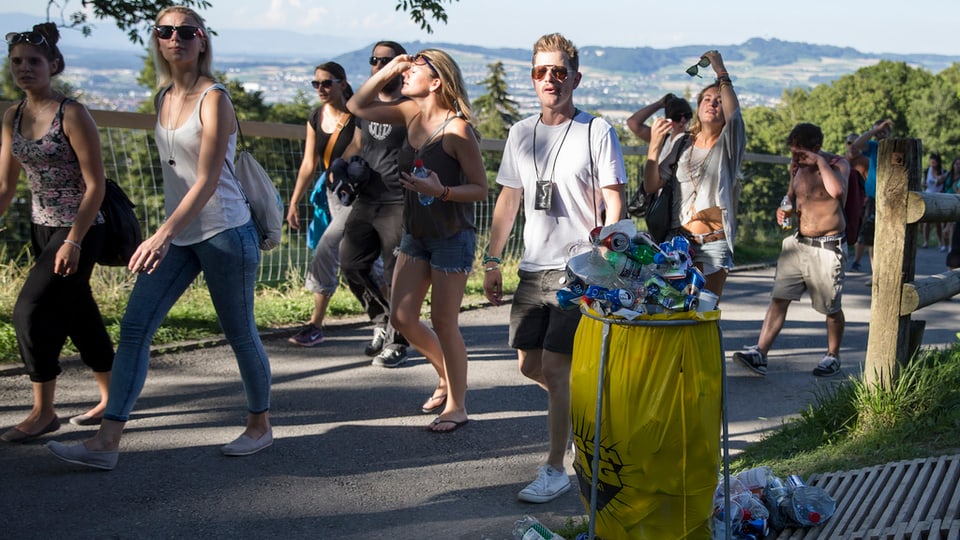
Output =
[{"x1": 733, "y1": 123, "x2": 849, "y2": 377}]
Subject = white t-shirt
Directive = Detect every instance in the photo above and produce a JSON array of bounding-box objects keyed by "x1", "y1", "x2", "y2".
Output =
[{"x1": 497, "y1": 110, "x2": 626, "y2": 271}]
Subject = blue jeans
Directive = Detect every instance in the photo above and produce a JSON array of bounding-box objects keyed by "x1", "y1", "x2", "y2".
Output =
[{"x1": 104, "y1": 221, "x2": 271, "y2": 422}]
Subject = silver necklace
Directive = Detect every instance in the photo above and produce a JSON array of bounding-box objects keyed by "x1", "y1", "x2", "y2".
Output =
[{"x1": 164, "y1": 78, "x2": 200, "y2": 166}]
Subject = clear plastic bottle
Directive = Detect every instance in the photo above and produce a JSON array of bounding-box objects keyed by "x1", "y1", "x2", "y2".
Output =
[
  {"x1": 566, "y1": 249, "x2": 618, "y2": 290},
  {"x1": 779, "y1": 476, "x2": 836, "y2": 527},
  {"x1": 779, "y1": 194, "x2": 794, "y2": 231},
  {"x1": 412, "y1": 159, "x2": 434, "y2": 206},
  {"x1": 513, "y1": 515, "x2": 563, "y2": 540}
]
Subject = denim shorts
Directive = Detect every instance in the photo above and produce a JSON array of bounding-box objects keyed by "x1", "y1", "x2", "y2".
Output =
[{"x1": 398, "y1": 229, "x2": 476, "y2": 273}]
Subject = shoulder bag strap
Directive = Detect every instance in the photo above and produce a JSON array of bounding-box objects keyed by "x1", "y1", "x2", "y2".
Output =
[{"x1": 322, "y1": 112, "x2": 352, "y2": 170}]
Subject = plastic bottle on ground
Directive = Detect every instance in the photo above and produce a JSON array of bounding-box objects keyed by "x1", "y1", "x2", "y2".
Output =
[
  {"x1": 412, "y1": 159, "x2": 434, "y2": 206},
  {"x1": 780, "y1": 476, "x2": 836, "y2": 527},
  {"x1": 513, "y1": 515, "x2": 563, "y2": 540}
]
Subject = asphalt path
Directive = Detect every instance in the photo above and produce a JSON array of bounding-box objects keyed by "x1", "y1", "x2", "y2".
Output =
[{"x1": 0, "y1": 246, "x2": 956, "y2": 539}]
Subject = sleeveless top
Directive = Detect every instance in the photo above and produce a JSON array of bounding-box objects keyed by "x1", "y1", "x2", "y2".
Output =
[
  {"x1": 11, "y1": 98, "x2": 104, "y2": 227},
  {"x1": 397, "y1": 135, "x2": 475, "y2": 239},
  {"x1": 155, "y1": 83, "x2": 249, "y2": 246},
  {"x1": 308, "y1": 106, "x2": 357, "y2": 170}
]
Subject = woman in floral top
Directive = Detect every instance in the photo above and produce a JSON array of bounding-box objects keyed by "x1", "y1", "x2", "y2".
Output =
[{"x1": 0, "y1": 22, "x2": 113, "y2": 442}]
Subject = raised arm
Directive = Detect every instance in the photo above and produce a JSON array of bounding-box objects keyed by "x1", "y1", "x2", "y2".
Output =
[
  {"x1": 626, "y1": 94, "x2": 671, "y2": 143},
  {"x1": 704, "y1": 50, "x2": 739, "y2": 119},
  {"x1": 347, "y1": 55, "x2": 418, "y2": 126}
]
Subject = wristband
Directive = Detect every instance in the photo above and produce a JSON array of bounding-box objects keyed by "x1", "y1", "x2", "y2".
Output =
[
  {"x1": 484, "y1": 265, "x2": 500, "y2": 272},
  {"x1": 440, "y1": 186, "x2": 450, "y2": 202},
  {"x1": 482, "y1": 255, "x2": 501, "y2": 265},
  {"x1": 63, "y1": 239, "x2": 82, "y2": 250}
]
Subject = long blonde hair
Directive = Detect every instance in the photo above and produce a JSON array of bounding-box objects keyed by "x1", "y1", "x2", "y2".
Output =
[
  {"x1": 150, "y1": 6, "x2": 214, "y2": 88},
  {"x1": 416, "y1": 48, "x2": 474, "y2": 125},
  {"x1": 689, "y1": 82, "x2": 720, "y2": 138}
]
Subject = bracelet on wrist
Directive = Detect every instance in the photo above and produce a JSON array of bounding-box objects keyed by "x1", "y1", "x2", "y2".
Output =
[
  {"x1": 482, "y1": 255, "x2": 502, "y2": 265},
  {"x1": 63, "y1": 239, "x2": 82, "y2": 251},
  {"x1": 440, "y1": 186, "x2": 450, "y2": 202},
  {"x1": 484, "y1": 265, "x2": 500, "y2": 272}
]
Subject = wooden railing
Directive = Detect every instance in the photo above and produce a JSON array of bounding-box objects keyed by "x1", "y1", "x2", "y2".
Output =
[{"x1": 865, "y1": 138, "x2": 960, "y2": 389}]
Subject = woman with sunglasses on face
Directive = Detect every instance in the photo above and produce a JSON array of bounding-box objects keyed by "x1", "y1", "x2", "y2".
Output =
[
  {"x1": 347, "y1": 49, "x2": 486, "y2": 433},
  {"x1": 49, "y1": 6, "x2": 272, "y2": 470},
  {"x1": 0, "y1": 23, "x2": 113, "y2": 443},
  {"x1": 626, "y1": 92, "x2": 693, "y2": 144},
  {"x1": 644, "y1": 50, "x2": 746, "y2": 297},
  {"x1": 285, "y1": 62, "x2": 383, "y2": 347}
]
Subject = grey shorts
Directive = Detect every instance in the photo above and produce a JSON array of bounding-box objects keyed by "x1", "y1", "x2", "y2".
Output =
[
  {"x1": 508, "y1": 269, "x2": 582, "y2": 354},
  {"x1": 772, "y1": 234, "x2": 846, "y2": 314},
  {"x1": 692, "y1": 238, "x2": 733, "y2": 275}
]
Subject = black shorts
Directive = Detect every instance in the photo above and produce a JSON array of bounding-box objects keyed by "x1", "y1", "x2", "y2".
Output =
[{"x1": 508, "y1": 269, "x2": 582, "y2": 354}]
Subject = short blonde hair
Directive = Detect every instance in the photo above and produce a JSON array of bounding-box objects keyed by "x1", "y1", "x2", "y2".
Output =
[
  {"x1": 150, "y1": 6, "x2": 214, "y2": 88},
  {"x1": 532, "y1": 33, "x2": 579, "y2": 72},
  {"x1": 416, "y1": 48, "x2": 474, "y2": 125}
]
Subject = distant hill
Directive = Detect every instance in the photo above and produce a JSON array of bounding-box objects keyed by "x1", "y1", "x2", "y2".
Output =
[{"x1": 7, "y1": 10, "x2": 958, "y2": 114}]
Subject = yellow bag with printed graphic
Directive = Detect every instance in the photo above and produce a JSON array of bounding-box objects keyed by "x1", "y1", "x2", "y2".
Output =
[{"x1": 571, "y1": 310, "x2": 722, "y2": 540}]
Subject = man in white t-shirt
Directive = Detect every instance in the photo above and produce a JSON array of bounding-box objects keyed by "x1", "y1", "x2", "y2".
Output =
[{"x1": 482, "y1": 33, "x2": 626, "y2": 504}]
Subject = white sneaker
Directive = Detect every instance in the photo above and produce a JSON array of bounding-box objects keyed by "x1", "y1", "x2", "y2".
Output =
[{"x1": 517, "y1": 464, "x2": 571, "y2": 503}]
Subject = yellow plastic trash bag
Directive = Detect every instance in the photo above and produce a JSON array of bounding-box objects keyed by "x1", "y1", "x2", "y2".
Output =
[{"x1": 571, "y1": 309, "x2": 722, "y2": 540}]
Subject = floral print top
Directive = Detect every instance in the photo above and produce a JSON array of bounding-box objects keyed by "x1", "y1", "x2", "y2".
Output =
[{"x1": 10, "y1": 98, "x2": 103, "y2": 227}]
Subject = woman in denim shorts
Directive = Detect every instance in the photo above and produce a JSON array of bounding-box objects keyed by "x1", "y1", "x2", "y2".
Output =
[{"x1": 348, "y1": 49, "x2": 487, "y2": 432}]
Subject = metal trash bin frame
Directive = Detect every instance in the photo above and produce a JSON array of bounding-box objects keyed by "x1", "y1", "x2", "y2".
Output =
[{"x1": 577, "y1": 306, "x2": 732, "y2": 540}]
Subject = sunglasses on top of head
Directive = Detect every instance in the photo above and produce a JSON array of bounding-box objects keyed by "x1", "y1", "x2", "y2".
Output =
[
  {"x1": 412, "y1": 54, "x2": 439, "y2": 77},
  {"x1": 369, "y1": 56, "x2": 394, "y2": 66},
  {"x1": 154, "y1": 25, "x2": 202, "y2": 41},
  {"x1": 531, "y1": 65, "x2": 569, "y2": 83},
  {"x1": 311, "y1": 78, "x2": 341, "y2": 89},
  {"x1": 5, "y1": 31, "x2": 47, "y2": 46}
]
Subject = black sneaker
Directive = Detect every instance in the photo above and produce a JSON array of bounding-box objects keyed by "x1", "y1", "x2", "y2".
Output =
[
  {"x1": 372, "y1": 345, "x2": 408, "y2": 368},
  {"x1": 732, "y1": 346, "x2": 767, "y2": 376},
  {"x1": 364, "y1": 327, "x2": 387, "y2": 357},
  {"x1": 813, "y1": 354, "x2": 842, "y2": 377}
]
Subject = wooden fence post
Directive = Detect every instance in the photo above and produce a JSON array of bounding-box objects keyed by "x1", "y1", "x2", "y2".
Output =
[{"x1": 864, "y1": 138, "x2": 922, "y2": 390}]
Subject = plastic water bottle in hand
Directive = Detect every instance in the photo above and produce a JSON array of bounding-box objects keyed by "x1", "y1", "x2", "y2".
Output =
[
  {"x1": 513, "y1": 515, "x2": 563, "y2": 539},
  {"x1": 779, "y1": 194, "x2": 794, "y2": 231},
  {"x1": 412, "y1": 159, "x2": 434, "y2": 206}
]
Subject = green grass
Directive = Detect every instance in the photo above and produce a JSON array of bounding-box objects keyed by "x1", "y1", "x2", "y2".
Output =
[
  {"x1": 553, "y1": 341, "x2": 960, "y2": 539},
  {"x1": 0, "y1": 256, "x2": 522, "y2": 364}
]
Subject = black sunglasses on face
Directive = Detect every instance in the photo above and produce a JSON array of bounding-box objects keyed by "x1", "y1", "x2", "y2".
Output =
[
  {"x1": 369, "y1": 56, "x2": 394, "y2": 66},
  {"x1": 531, "y1": 65, "x2": 569, "y2": 82},
  {"x1": 5, "y1": 32, "x2": 46, "y2": 46},
  {"x1": 669, "y1": 113, "x2": 691, "y2": 122},
  {"x1": 154, "y1": 25, "x2": 202, "y2": 40},
  {"x1": 311, "y1": 78, "x2": 341, "y2": 89},
  {"x1": 686, "y1": 56, "x2": 711, "y2": 78}
]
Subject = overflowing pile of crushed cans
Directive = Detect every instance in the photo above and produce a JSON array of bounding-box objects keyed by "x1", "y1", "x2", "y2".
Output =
[{"x1": 558, "y1": 221, "x2": 717, "y2": 318}]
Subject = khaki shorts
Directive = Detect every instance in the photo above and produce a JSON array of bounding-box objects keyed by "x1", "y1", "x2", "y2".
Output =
[{"x1": 771, "y1": 234, "x2": 846, "y2": 314}]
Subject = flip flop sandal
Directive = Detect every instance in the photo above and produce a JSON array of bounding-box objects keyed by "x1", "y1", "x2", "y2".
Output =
[{"x1": 421, "y1": 393, "x2": 447, "y2": 414}]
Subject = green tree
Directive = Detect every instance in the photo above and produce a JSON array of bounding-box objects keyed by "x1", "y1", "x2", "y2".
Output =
[
  {"x1": 471, "y1": 61, "x2": 519, "y2": 182},
  {"x1": 48, "y1": 0, "x2": 458, "y2": 44}
]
